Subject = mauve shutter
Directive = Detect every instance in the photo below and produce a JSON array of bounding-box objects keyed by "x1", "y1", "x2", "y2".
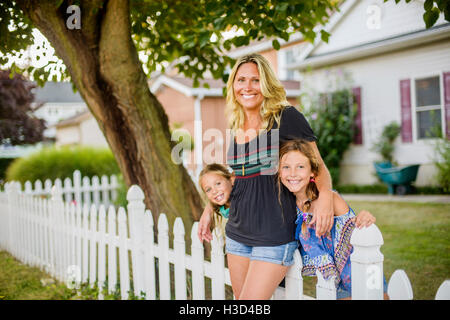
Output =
[
  {"x1": 444, "y1": 72, "x2": 450, "y2": 139},
  {"x1": 352, "y1": 87, "x2": 362, "y2": 144},
  {"x1": 400, "y1": 79, "x2": 413, "y2": 143}
]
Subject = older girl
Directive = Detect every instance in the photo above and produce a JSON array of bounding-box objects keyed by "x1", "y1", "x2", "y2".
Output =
[{"x1": 278, "y1": 139, "x2": 388, "y2": 299}]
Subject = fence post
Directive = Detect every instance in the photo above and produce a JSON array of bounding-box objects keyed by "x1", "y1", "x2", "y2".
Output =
[
  {"x1": 350, "y1": 224, "x2": 384, "y2": 300},
  {"x1": 6, "y1": 182, "x2": 19, "y2": 255},
  {"x1": 73, "y1": 170, "x2": 82, "y2": 206},
  {"x1": 387, "y1": 269, "x2": 413, "y2": 300},
  {"x1": 89, "y1": 204, "x2": 98, "y2": 288},
  {"x1": 51, "y1": 183, "x2": 64, "y2": 281},
  {"x1": 316, "y1": 271, "x2": 336, "y2": 300},
  {"x1": 158, "y1": 213, "x2": 170, "y2": 300},
  {"x1": 82, "y1": 176, "x2": 91, "y2": 207},
  {"x1": 64, "y1": 177, "x2": 73, "y2": 203},
  {"x1": 101, "y1": 175, "x2": 110, "y2": 206},
  {"x1": 97, "y1": 205, "x2": 107, "y2": 298},
  {"x1": 107, "y1": 206, "x2": 118, "y2": 295},
  {"x1": 127, "y1": 185, "x2": 146, "y2": 299},
  {"x1": 284, "y1": 249, "x2": 303, "y2": 299},
  {"x1": 174, "y1": 217, "x2": 187, "y2": 300},
  {"x1": 118, "y1": 207, "x2": 130, "y2": 300},
  {"x1": 190, "y1": 222, "x2": 205, "y2": 300},
  {"x1": 211, "y1": 228, "x2": 225, "y2": 300},
  {"x1": 143, "y1": 209, "x2": 156, "y2": 300},
  {"x1": 435, "y1": 280, "x2": 450, "y2": 300}
]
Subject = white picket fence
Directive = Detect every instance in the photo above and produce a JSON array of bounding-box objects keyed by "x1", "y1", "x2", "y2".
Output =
[
  {"x1": 19, "y1": 170, "x2": 119, "y2": 208},
  {"x1": 0, "y1": 179, "x2": 449, "y2": 300}
]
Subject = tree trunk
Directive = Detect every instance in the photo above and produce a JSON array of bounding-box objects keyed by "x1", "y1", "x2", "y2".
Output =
[{"x1": 19, "y1": 0, "x2": 203, "y2": 231}]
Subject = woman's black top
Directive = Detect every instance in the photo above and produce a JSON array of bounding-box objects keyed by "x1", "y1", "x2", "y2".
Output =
[{"x1": 225, "y1": 106, "x2": 317, "y2": 246}]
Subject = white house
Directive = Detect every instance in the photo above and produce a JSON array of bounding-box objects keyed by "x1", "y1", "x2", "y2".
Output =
[
  {"x1": 54, "y1": 110, "x2": 108, "y2": 147},
  {"x1": 33, "y1": 81, "x2": 88, "y2": 139},
  {"x1": 0, "y1": 82, "x2": 88, "y2": 160},
  {"x1": 286, "y1": 0, "x2": 450, "y2": 186}
]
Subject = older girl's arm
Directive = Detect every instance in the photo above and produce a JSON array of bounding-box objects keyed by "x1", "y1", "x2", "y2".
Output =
[{"x1": 308, "y1": 141, "x2": 334, "y2": 237}]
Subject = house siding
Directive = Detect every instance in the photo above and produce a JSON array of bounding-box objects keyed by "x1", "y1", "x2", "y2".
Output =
[{"x1": 302, "y1": 40, "x2": 450, "y2": 186}]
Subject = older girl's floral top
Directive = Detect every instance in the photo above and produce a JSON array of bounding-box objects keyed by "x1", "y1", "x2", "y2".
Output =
[{"x1": 295, "y1": 206, "x2": 356, "y2": 292}]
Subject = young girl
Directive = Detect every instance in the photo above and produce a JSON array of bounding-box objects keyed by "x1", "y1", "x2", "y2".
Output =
[
  {"x1": 278, "y1": 139, "x2": 388, "y2": 299},
  {"x1": 198, "y1": 163, "x2": 234, "y2": 235}
]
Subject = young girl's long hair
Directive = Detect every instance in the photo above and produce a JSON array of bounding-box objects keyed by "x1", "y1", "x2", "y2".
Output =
[
  {"x1": 278, "y1": 139, "x2": 320, "y2": 235},
  {"x1": 199, "y1": 163, "x2": 232, "y2": 235}
]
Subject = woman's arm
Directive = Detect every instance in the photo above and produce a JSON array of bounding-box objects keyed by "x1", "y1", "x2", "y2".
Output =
[
  {"x1": 308, "y1": 141, "x2": 334, "y2": 237},
  {"x1": 197, "y1": 203, "x2": 214, "y2": 242}
]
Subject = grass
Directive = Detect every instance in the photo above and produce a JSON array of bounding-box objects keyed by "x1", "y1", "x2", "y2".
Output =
[
  {"x1": 0, "y1": 250, "x2": 75, "y2": 300},
  {"x1": 302, "y1": 200, "x2": 450, "y2": 300},
  {"x1": 1, "y1": 200, "x2": 449, "y2": 300}
]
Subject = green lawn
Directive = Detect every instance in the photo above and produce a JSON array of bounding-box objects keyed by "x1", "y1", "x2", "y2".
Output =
[
  {"x1": 302, "y1": 200, "x2": 450, "y2": 300},
  {"x1": 0, "y1": 250, "x2": 74, "y2": 300},
  {"x1": 1, "y1": 200, "x2": 449, "y2": 300}
]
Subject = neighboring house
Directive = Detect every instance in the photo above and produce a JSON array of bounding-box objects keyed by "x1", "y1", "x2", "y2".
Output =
[
  {"x1": 33, "y1": 81, "x2": 87, "y2": 139},
  {"x1": 284, "y1": 0, "x2": 450, "y2": 186},
  {"x1": 54, "y1": 110, "x2": 108, "y2": 148},
  {"x1": 0, "y1": 81, "x2": 88, "y2": 161}
]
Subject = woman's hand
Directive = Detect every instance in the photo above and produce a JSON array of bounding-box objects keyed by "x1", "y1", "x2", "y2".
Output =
[
  {"x1": 310, "y1": 189, "x2": 334, "y2": 237},
  {"x1": 354, "y1": 210, "x2": 376, "y2": 229},
  {"x1": 197, "y1": 203, "x2": 213, "y2": 242}
]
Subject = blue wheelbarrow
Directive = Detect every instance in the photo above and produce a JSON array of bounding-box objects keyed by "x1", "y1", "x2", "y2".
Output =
[{"x1": 374, "y1": 162, "x2": 420, "y2": 195}]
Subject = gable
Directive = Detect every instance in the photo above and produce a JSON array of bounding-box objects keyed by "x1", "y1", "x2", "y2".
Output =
[{"x1": 312, "y1": 0, "x2": 448, "y2": 57}]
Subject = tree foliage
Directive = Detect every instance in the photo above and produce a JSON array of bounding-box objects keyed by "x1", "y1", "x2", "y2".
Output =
[
  {"x1": 1, "y1": 0, "x2": 340, "y2": 86},
  {"x1": 0, "y1": 69, "x2": 45, "y2": 145}
]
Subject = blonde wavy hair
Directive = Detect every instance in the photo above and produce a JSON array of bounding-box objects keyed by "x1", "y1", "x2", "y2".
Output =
[{"x1": 225, "y1": 54, "x2": 290, "y2": 133}]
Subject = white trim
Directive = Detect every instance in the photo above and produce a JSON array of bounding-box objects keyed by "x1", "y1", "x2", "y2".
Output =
[
  {"x1": 289, "y1": 24, "x2": 450, "y2": 70},
  {"x1": 150, "y1": 75, "x2": 224, "y2": 97},
  {"x1": 151, "y1": 75, "x2": 193, "y2": 96},
  {"x1": 294, "y1": 0, "x2": 360, "y2": 64}
]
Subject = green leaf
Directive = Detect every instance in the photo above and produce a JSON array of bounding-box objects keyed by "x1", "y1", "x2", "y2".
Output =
[
  {"x1": 320, "y1": 30, "x2": 330, "y2": 43},
  {"x1": 272, "y1": 39, "x2": 280, "y2": 50},
  {"x1": 424, "y1": 0, "x2": 434, "y2": 11},
  {"x1": 423, "y1": 7, "x2": 440, "y2": 28},
  {"x1": 275, "y1": 2, "x2": 289, "y2": 12}
]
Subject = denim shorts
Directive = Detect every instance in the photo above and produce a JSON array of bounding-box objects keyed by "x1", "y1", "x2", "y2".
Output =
[{"x1": 225, "y1": 236, "x2": 299, "y2": 266}]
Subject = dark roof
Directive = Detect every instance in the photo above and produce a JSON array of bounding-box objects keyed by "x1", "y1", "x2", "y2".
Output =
[{"x1": 33, "y1": 82, "x2": 84, "y2": 103}]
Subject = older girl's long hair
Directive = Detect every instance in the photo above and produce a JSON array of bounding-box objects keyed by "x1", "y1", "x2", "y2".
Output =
[
  {"x1": 225, "y1": 54, "x2": 290, "y2": 133},
  {"x1": 278, "y1": 139, "x2": 320, "y2": 235}
]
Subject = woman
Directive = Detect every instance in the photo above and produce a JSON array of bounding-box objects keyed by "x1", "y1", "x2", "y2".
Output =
[{"x1": 197, "y1": 54, "x2": 335, "y2": 300}]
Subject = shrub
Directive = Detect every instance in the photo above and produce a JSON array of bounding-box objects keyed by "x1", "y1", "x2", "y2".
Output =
[
  {"x1": 433, "y1": 137, "x2": 450, "y2": 192},
  {"x1": 371, "y1": 122, "x2": 401, "y2": 165},
  {"x1": 302, "y1": 88, "x2": 357, "y2": 185},
  {"x1": 6, "y1": 146, "x2": 120, "y2": 184}
]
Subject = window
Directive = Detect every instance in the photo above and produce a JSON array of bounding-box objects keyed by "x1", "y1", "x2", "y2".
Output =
[
  {"x1": 285, "y1": 50, "x2": 296, "y2": 80},
  {"x1": 414, "y1": 76, "x2": 442, "y2": 139}
]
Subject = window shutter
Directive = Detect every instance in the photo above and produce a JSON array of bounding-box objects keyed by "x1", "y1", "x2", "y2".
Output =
[
  {"x1": 352, "y1": 87, "x2": 363, "y2": 145},
  {"x1": 444, "y1": 72, "x2": 450, "y2": 139},
  {"x1": 400, "y1": 79, "x2": 413, "y2": 143}
]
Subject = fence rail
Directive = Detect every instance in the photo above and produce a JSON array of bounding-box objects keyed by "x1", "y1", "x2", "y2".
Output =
[
  {"x1": 0, "y1": 177, "x2": 449, "y2": 300},
  {"x1": 18, "y1": 170, "x2": 119, "y2": 208}
]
